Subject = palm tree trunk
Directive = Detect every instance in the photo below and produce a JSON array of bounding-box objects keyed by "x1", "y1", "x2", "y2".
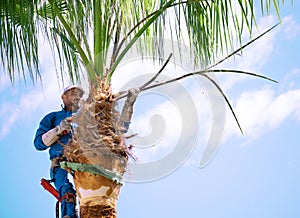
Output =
[{"x1": 64, "y1": 80, "x2": 128, "y2": 218}]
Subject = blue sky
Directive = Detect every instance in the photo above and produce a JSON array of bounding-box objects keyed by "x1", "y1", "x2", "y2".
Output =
[{"x1": 1, "y1": 2, "x2": 300, "y2": 218}]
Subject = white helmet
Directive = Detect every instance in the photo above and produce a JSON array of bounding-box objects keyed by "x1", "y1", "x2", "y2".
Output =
[{"x1": 62, "y1": 85, "x2": 85, "y2": 96}]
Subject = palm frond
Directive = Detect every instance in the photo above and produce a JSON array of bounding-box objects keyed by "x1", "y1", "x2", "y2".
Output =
[
  {"x1": 0, "y1": 0, "x2": 288, "y2": 85},
  {"x1": 201, "y1": 73, "x2": 243, "y2": 134},
  {"x1": 0, "y1": 0, "x2": 40, "y2": 84},
  {"x1": 114, "y1": 22, "x2": 279, "y2": 133},
  {"x1": 204, "y1": 69, "x2": 278, "y2": 83},
  {"x1": 106, "y1": 0, "x2": 284, "y2": 82}
]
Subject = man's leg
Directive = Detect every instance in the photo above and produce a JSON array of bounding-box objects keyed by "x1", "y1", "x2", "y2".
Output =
[{"x1": 51, "y1": 167, "x2": 77, "y2": 218}]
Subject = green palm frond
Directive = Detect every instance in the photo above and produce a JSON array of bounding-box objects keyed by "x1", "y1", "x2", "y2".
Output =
[
  {"x1": 0, "y1": 0, "x2": 288, "y2": 85},
  {"x1": 0, "y1": 0, "x2": 39, "y2": 84},
  {"x1": 115, "y1": 23, "x2": 279, "y2": 133},
  {"x1": 106, "y1": 0, "x2": 283, "y2": 81}
]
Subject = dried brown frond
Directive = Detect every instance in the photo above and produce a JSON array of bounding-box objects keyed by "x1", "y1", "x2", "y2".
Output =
[{"x1": 64, "y1": 81, "x2": 128, "y2": 173}]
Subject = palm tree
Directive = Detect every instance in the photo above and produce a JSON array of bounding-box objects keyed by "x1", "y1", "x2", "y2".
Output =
[{"x1": 0, "y1": 0, "x2": 288, "y2": 217}]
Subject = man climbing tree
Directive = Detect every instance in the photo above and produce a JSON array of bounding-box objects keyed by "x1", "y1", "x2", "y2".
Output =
[
  {"x1": 34, "y1": 85, "x2": 85, "y2": 218},
  {"x1": 1, "y1": 1, "x2": 292, "y2": 217},
  {"x1": 34, "y1": 85, "x2": 139, "y2": 218}
]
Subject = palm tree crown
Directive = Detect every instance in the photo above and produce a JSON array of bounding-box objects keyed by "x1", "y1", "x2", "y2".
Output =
[{"x1": 0, "y1": 0, "x2": 286, "y2": 85}]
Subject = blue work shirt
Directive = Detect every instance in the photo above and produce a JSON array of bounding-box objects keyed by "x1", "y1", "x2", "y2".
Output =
[{"x1": 34, "y1": 108, "x2": 73, "y2": 160}]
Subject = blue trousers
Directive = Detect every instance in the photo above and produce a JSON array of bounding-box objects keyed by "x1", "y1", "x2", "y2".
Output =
[{"x1": 50, "y1": 167, "x2": 77, "y2": 218}]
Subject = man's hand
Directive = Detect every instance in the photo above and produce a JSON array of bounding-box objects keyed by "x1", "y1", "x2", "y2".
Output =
[{"x1": 56, "y1": 117, "x2": 72, "y2": 135}]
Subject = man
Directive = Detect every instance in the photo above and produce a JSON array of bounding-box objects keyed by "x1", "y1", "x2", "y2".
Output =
[
  {"x1": 34, "y1": 85, "x2": 85, "y2": 218},
  {"x1": 34, "y1": 85, "x2": 139, "y2": 218}
]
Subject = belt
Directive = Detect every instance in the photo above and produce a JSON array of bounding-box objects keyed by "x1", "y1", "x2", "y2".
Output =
[{"x1": 51, "y1": 157, "x2": 65, "y2": 168}]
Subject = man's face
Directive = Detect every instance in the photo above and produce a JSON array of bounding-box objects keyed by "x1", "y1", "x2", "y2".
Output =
[{"x1": 62, "y1": 88, "x2": 83, "y2": 112}]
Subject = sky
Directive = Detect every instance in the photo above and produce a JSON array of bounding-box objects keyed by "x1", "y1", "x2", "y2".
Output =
[{"x1": 1, "y1": 2, "x2": 300, "y2": 218}]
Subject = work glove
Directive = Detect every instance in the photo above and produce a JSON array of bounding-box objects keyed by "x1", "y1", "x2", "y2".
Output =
[
  {"x1": 42, "y1": 117, "x2": 73, "y2": 147},
  {"x1": 56, "y1": 117, "x2": 72, "y2": 135}
]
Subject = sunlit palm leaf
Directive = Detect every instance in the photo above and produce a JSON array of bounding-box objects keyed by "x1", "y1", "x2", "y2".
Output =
[
  {"x1": 0, "y1": 0, "x2": 39, "y2": 84},
  {"x1": 0, "y1": 0, "x2": 287, "y2": 85}
]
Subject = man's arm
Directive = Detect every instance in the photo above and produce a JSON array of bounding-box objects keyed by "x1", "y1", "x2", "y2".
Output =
[
  {"x1": 41, "y1": 117, "x2": 72, "y2": 146},
  {"x1": 34, "y1": 114, "x2": 72, "y2": 150},
  {"x1": 34, "y1": 115, "x2": 53, "y2": 150}
]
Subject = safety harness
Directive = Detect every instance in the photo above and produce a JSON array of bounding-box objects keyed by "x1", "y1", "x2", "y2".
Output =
[
  {"x1": 41, "y1": 158, "x2": 123, "y2": 218},
  {"x1": 40, "y1": 178, "x2": 76, "y2": 218},
  {"x1": 60, "y1": 161, "x2": 124, "y2": 184}
]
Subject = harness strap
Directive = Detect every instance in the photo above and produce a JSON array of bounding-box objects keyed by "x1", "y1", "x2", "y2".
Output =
[
  {"x1": 62, "y1": 192, "x2": 76, "y2": 203},
  {"x1": 55, "y1": 201, "x2": 60, "y2": 218},
  {"x1": 60, "y1": 161, "x2": 123, "y2": 184},
  {"x1": 51, "y1": 157, "x2": 65, "y2": 168},
  {"x1": 41, "y1": 179, "x2": 77, "y2": 218}
]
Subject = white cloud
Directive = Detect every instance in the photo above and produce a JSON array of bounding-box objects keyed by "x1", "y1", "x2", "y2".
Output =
[
  {"x1": 121, "y1": 70, "x2": 212, "y2": 163},
  {"x1": 282, "y1": 16, "x2": 300, "y2": 40},
  {"x1": 223, "y1": 84, "x2": 300, "y2": 143},
  {"x1": 240, "y1": 16, "x2": 278, "y2": 70},
  {"x1": 0, "y1": 103, "x2": 17, "y2": 138},
  {"x1": 0, "y1": 74, "x2": 11, "y2": 93},
  {"x1": 0, "y1": 38, "x2": 61, "y2": 138},
  {"x1": 0, "y1": 29, "x2": 92, "y2": 139},
  {"x1": 216, "y1": 15, "x2": 279, "y2": 93},
  {"x1": 279, "y1": 68, "x2": 300, "y2": 92},
  {"x1": 214, "y1": 15, "x2": 300, "y2": 144},
  {"x1": 0, "y1": 69, "x2": 62, "y2": 139},
  {"x1": 126, "y1": 87, "x2": 198, "y2": 162}
]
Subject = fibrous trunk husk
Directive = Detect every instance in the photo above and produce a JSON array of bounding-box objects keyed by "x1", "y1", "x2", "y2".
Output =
[{"x1": 64, "y1": 80, "x2": 128, "y2": 218}]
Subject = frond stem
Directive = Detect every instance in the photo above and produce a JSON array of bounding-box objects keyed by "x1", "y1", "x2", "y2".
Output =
[
  {"x1": 50, "y1": 0, "x2": 97, "y2": 82},
  {"x1": 207, "y1": 23, "x2": 279, "y2": 70}
]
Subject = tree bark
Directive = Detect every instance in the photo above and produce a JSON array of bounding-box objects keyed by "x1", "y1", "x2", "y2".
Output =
[{"x1": 64, "y1": 81, "x2": 128, "y2": 218}]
